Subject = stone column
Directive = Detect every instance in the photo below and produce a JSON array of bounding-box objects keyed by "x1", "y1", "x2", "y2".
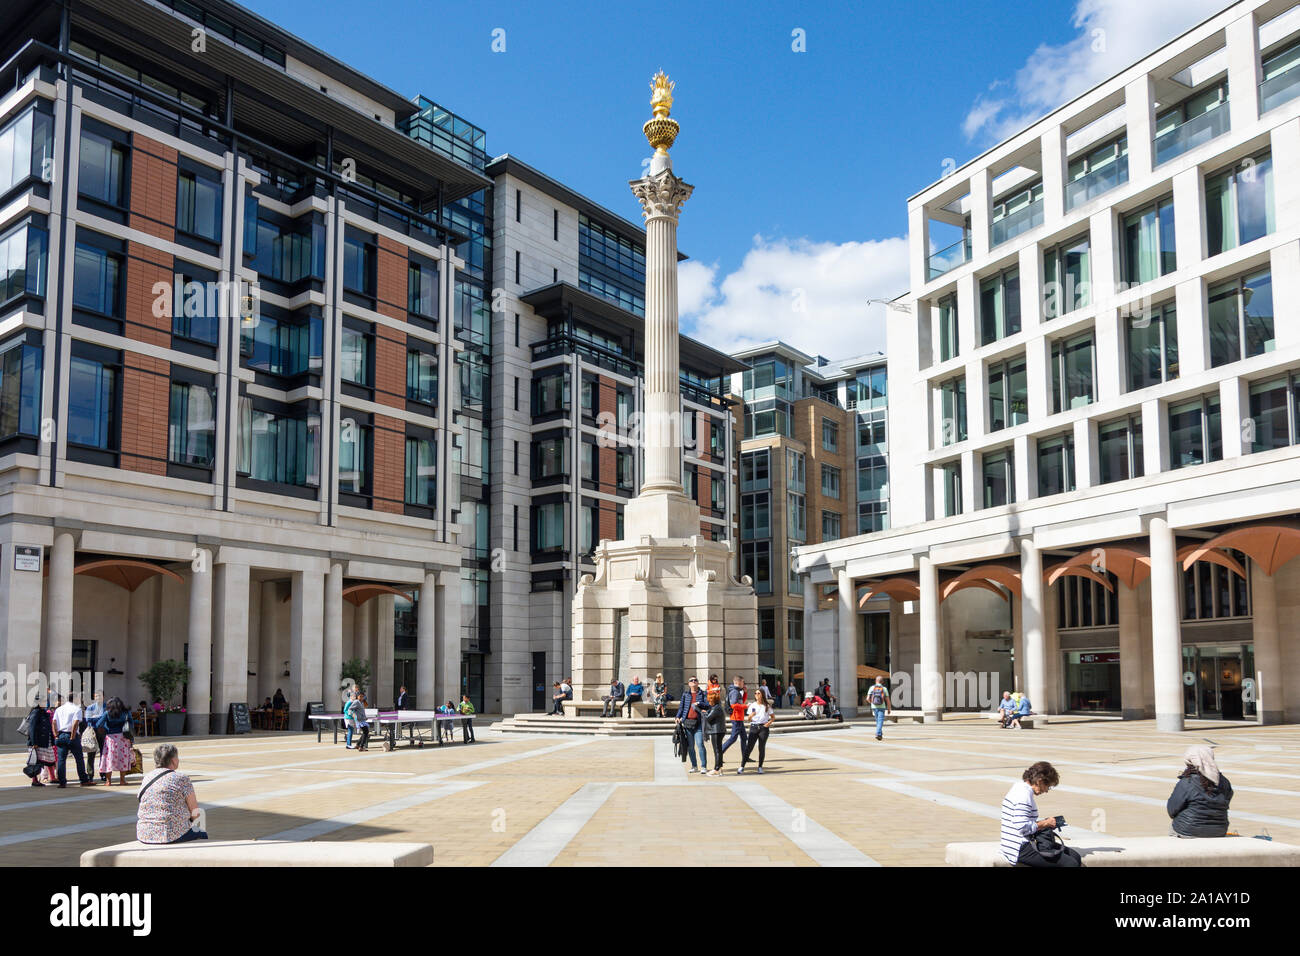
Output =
[
  {"x1": 354, "y1": 598, "x2": 374, "y2": 696},
  {"x1": 919, "y1": 555, "x2": 941, "y2": 721},
  {"x1": 417, "y1": 571, "x2": 437, "y2": 709},
  {"x1": 212, "y1": 562, "x2": 250, "y2": 732},
  {"x1": 1118, "y1": 582, "x2": 1144, "y2": 720},
  {"x1": 1, "y1": 530, "x2": 46, "y2": 738},
  {"x1": 836, "y1": 568, "x2": 859, "y2": 717},
  {"x1": 1148, "y1": 516, "x2": 1184, "y2": 732},
  {"x1": 257, "y1": 581, "x2": 278, "y2": 703},
  {"x1": 125, "y1": 577, "x2": 155, "y2": 707},
  {"x1": 1250, "y1": 561, "x2": 1283, "y2": 725},
  {"x1": 322, "y1": 562, "x2": 344, "y2": 704},
  {"x1": 1021, "y1": 539, "x2": 1046, "y2": 717},
  {"x1": 43, "y1": 532, "x2": 76, "y2": 697},
  {"x1": 187, "y1": 550, "x2": 213, "y2": 734},
  {"x1": 289, "y1": 569, "x2": 324, "y2": 725},
  {"x1": 437, "y1": 569, "x2": 463, "y2": 705}
]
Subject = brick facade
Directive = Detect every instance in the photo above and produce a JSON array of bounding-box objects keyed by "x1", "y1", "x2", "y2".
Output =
[{"x1": 119, "y1": 353, "x2": 170, "y2": 476}]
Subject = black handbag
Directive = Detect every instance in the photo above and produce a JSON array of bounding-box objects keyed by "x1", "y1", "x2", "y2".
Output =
[{"x1": 1032, "y1": 828, "x2": 1082, "y2": 865}]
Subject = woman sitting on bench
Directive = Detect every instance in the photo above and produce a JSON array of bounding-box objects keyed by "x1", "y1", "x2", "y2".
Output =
[{"x1": 1167, "y1": 746, "x2": 1233, "y2": 838}]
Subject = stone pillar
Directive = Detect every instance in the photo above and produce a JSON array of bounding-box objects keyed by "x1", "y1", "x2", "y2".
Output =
[
  {"x1": 1118, "y1": 582, "x2": 1144, "y2": 720},
  {"x1": 417, "y1": 571, "x2": 437, "y2": 709},
  {"x1": 374, "y1": 594, "x2": 394, "y2": 708},
  {"x1": 212, "y1": 562, "x2": 250, "y2": 732},
  {"x1": 836, "y1": 568, "x2": 859, "y2": 717},
  {"x1": 1148, "y1": 516, "x2": 1184, "y2": 732},
  {"x1": 1250, "y1": 561, "x2": 1283, "y2": 725},
  {"x1": 919, "y1": 555, "x2": 941, "y2": 721},
  {"x1": 289, "y1": 569, "x2": 324, "y2": 725},
  {"x1": 437, "y1": 569, "x2": 463, "y2": 705},
  {"x1": 257, "y1": 581, "x2": 278, "y2": 703},
  {"x1": 354, "y1": 598, "x2": 374, "y2": 695},
  {"x1": 0, "y1": 531, "x2": 46, "y2": 738},
  {"x1": 125, "y1": 577, "x2": 155, "y2": 707},
  {"x1": 1020, "y1": 539, "x2": 1046, "y2": 719},
  {"x1": 43, "y1": 532, "x2": 76, "y2": 697},
  {"x1": 322, "y1": 562, "x2": 344, "y2": 704},
  {"x1": 186, "y1": 550, "x2": 213, "y2": 734}
]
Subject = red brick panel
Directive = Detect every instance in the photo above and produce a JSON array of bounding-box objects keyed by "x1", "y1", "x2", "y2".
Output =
[
  {"x1": 598, "y1": 500, "x2": 618, "y2": 544},
  {"x1": 376, "y1": 236, "x2": 408, "y2": 321},
  {"x1": 596, "y1": 377, "x2": 616, "y2": 419},
  {"x1": 128, "y1": 135, "x2": 177, "y2": 242},
  {"x1": 126, "y1": 242, "x2": 173, "y2": 346},
  {"x1": 120, "y1": 353, "x2": 170, "y2": 476},
  {"x1": 597, "y1": 445, "x2": 617, "y2": 496},
  {"x1": 374, "y1": 326, "x2": 406, "y2": 410},
  {"x1": 371, "y1": 413, "x2": 405, "y2": 514},
  {"x1": 697, "y1": 468, "x2": 712, "y2": 512}
]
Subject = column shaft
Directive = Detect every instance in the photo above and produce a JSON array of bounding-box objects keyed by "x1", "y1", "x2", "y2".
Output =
[
  {"x1": 258, "y1": 581, "x2": 278, "y2": 704},
  {"x1": 212, "y1": 562, "x2": 250, "y2": 731},
  {"x1": 43, "y1": 532, "x2": 75, "y2": 695},
  {"x1": 1149, "y1": 517, "x2": 1184, "y2": 732},
  {"x1": 1021, "y1": 539, "x2": 1046, "y2": 716},
  {"x1": 1118, "y1": 583, "x2": 1144, "y2": 720},
  {"x1": 322, "y1": 563, "x2": 344, "y2": 703},
  {"x1": 290, "y1": 569, "x2": 324, "y2": 724},
  {"x1": 187, "y1": 551, "x2": 213, "y2": 734},
  {"x1": 836, "y1": 568, "x2": 859, "y2": 717},
  {"x1": 417, "y1": 572, "x2": 437, "y2": 709},
  {"x1": 1250, "y1": 561, "x2": 1283, "y2": 725},
  {"x1": 919, "y1": 555, "x2": 941, "y2": 721},
  {"x1": 437, "y1": 570, "x2": 463, "y2": 705}
]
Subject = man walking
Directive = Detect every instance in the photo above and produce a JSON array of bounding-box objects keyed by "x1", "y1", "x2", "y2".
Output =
[
  {"x1": 601, "y1": 677, "x2": 625, "y2": 718},
  {"x1": 866, "y1": 676, "x2": 891, "y2": 741},
  {"x1": 720, "y1": 676, "x2": 749, "y2": 761},
  {"x1": 674, "y1": 677, "x2": 710, "y2": 773},
  {"x1": 53, "y1": 692, "x2": 94, "y2": 788}
]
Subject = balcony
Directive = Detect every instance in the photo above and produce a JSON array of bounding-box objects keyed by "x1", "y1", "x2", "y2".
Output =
[
  {"x1": 927, "y1": 235, "x2": 971, "y2": 281},
  {"x1": 1260, "y1": 61, "x2": 1300, "y2": 113},
  {"x1": 1153, "y1": 105, "x2": 1229, "y2": 166},
  {"x1": 990, "y1": 194, "x2": 1044, "y2": 248},
  {"x1": 1065, "y1": 155, "x2": 1128, "y2": 210}
]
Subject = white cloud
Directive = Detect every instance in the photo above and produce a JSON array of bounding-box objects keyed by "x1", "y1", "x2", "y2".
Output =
[
  {"x1": 680, "y1": 235, "x2": 909, "y2": 359},
  {"x1": 964, "y1": 0, "x2": 1232, "y2": 144}
]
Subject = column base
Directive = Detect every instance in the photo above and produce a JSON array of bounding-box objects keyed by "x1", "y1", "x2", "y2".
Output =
[
  {"x1": 186, "y1": 714, "x2": 211, "y2": 736},
  {"x1": 1258, "y1": 710, "x2": 1285, "y2": 726},
  {"x1": 1121, "y1": 708, "x2": 1144, "y2": 721},
  {"x1": 923, "y1": 711, "x2": 943, "y2": 723},
  {"x1": 839, "y1": 705, "x2": 858, "y2": 719},
  {"x1": 1155, "y1": 713, "x2": 1184, "y2": 733}
]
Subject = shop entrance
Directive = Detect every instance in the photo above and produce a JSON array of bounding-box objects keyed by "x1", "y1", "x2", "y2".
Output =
[{"x1": 1182, "y1": 645, "x2": 1256, "y2": 720}]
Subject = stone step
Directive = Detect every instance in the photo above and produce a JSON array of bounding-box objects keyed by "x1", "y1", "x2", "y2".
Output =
[{"x1": 492, "y1": 716, "x2": 850, "y2": 737}]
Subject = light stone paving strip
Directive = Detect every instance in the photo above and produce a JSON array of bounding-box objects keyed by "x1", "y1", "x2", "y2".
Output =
[
  {"x1": 263, "y1": 780, "x2": 485, "y2": 841},
  {"x1": 725, "y1": 780, "x2": 880, "y2": 866},
  {"x1": 491, "y1": 782, "x2": 618, "y2": 867}
]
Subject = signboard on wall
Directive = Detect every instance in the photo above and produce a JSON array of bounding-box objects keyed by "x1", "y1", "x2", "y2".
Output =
[
  {"x1": 13, "y1": 546, "x2": 41, "y2": 573},
  {"x1": 1079, "y1": 652, "x2": 1120, "y2": 664}
]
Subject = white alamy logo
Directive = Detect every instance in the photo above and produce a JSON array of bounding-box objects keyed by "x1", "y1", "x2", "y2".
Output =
[{"x1": 49, "y1": 887, "x2": 151, "y2": 937}]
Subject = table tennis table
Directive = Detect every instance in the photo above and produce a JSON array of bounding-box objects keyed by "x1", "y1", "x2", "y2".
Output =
[{"x1": 308, "y1": 709, "x2": 474, "y2": 749}]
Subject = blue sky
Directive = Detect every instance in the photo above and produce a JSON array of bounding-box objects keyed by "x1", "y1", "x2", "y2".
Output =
[{"x1": 241, "y1": 0, "x2": 1231, "y2": 357}]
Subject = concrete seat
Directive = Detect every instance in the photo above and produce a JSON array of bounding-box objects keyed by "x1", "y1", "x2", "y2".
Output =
[
  {"x1": 561, "y1": 699, "x2": 661, "y2": 718},
  {"x1": 883, "y1": 711, "x2": 925, "y2": 724},
  {"x1": 81, "y1": 840, "x2": 434, "y2": 867},
  {"x1": 945, "y1": 835, "x2": 1300, "y2": 867}
]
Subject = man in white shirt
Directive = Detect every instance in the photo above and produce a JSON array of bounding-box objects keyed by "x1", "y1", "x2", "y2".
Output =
[{"x1": 53, "y1": 692, "x2": 94, "y2": 788}]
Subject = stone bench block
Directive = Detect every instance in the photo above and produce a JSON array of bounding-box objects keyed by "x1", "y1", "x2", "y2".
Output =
[{"x1": 82, "y1": 840, "x2": 435, "y2": 867}]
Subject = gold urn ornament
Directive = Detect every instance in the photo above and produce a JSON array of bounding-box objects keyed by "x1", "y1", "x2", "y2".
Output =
[{"x1": 642, "y1": 70, "x2": 679, "y2": 156}]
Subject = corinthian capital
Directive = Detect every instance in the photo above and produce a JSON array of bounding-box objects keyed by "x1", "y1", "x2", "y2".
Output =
[{"x1": 629, "y1": 170, "x2": 694, "y2": 221}]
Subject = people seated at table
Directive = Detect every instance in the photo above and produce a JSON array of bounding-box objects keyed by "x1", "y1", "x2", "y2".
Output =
[
  {"x1": 1167, "y1": 746, "x2": 1233, "y2": 838},
  {"x1": 136, "y1": 744, "x2": 207, "y2": 844}
]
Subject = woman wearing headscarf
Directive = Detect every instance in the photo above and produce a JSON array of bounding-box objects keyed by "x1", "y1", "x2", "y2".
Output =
[{"x1": 1167, "y1": 746, "x2": 1233, "y2": 838}]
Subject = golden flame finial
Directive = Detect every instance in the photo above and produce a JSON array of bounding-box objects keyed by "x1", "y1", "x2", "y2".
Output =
[{"x1": 643, "y1": 71, "x2": 679, "y2": 157}]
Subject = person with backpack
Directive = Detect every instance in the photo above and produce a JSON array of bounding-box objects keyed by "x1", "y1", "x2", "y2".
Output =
[
  {"x1": 95, "y1": 697, "x2": 134, "y2": 786},
  {"x1": 866, "y1": 677, "x2": 891, "y2": 740},
  {"x1": 720, "y1": 676, "x2": 748, "y2": 761}
]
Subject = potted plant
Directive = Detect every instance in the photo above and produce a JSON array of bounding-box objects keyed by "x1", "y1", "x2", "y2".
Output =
[{"x1": 138, "y1": 660, "x2": 192, "y2": 737}]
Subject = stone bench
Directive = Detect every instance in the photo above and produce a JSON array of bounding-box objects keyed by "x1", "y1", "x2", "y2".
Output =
[
  {"x1": 561, "y1": 699, "x2": 662, "y2": 718},
  {"x1": 945, "y1": 835, "x2": 1300, "y2": 867},
  {"x1": 883, "y1": 711, "x2": 925, "y2": 724},
  {"x1": 81, "y1": 840, "x2": 434, "y2": 867}
]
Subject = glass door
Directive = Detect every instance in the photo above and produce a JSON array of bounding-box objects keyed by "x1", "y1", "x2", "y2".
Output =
[{"x1": 1182, "y1": 646, "x2": 1198, "y2": 717}]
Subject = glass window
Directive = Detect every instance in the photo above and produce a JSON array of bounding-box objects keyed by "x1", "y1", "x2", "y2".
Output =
[
  {"x1": 820, "y1": 464, "x2": 841, "y2": 500},
  {"x1": 404, "y1": 435, "x2": 436, "y2": 506},
  {"x1": 857, "y1": 453, "x2": 888, "y2": 496},
  {"x1": 0, "y1": 337, "x2": 42, "y2": 440},
  {"x1": 821, "y1": 510, "x2": 841, "y2": 541},
  {"x1": 988, "y1": 357, "x2": 1028, "y2": 431},
  {"x1": 408, "y1": 261, "x2": 438, "y2": 317},
  {"x1": 1042, "y1": 234, "x2": 1090, "y2": 319},
  {"x1": 942, "y1": 461, "x2": 962, "y2": 517},
  {"x1": 0, "y1": 104, "x2": 54, "y2": 196},
  {"x1": 710, "y1": 475, "x2": 725, "y2": 513},
  {"x1": 170, "y1": 270, "x2": 220, "y2": 344},
  {"x1": 937, "y1": 294, "x2": 958, "y2": 361},
  {"x1": 67, "y1": 355, "x2": 117, "y2": 450},
  {"x1": 72, "y1": 242, "x2": 122, "y2": 316},
  {"x1": 940, "y1": 376, "x2": 967, "y2": 445},
  {"x1": 991, "y1": 181, "x2": 1043, "y2": 247},
  {"x1": 406, "y1": 349, "x2": 438, "y2": 405},
  {"x1": 532, "y1": 370, "x2": 569, "y2": 415},
  {"x1": 1248, "y1": 377, "x2": 1296, "y2": 453},
  {"x1": 1208, "y1": 270, "x2": 1273, "y2": 368},
  {"x1": 979, "y1": 268, "x2": 1021, "y2": 344},
  {"x1": 1154, "y1": 81, "x2": 1229, "y2": 166},
  {"x1": 1122, "y1": 196, "x2": 1176, "y2": 284},
  {"x1": 533, "y1": 435, "x2": 569, "y2": 479},
  {"x1": 338, "y1": 419, "x2": 370, "y2": 495},
  {"x1": 741, "y1": 541, "x2": 771, "y2": 594},
  {"x1": 786, "y1": 449, "x2": 805, "y2": 491},
  {"x1": 1261, "y1": 38, "x2": 1300, "y2": 112},
  {"x1": 176, "y1": 169, "x2": 222, "y2": 241},
  {"x1": 339, "y1": 326, "x2": 371, "y2": 386},
  {"x1": 236, "y1": 399, "x2": 320, "y2": 486},
  {"x1": 788, "y1": 492, "x2": 806, "y2": 542},
  {"x1": 1098, "y1": 416, "x2": 1144, "y2": 484},
  {"x1": 857, "y1": 500, "x2": 888, "y2": 534},
  {"x1": 741, "y1": 449, "x2": 770, "y2": 490},
  {"x1": 741, "y1": 491, "x2": 771, "y2": 539},
  {"x1": 248, "y1": 211, "x2": 326, "y2": 284},
  {"x1": 342, "y1": 234, "x2": 376, "y2": 295},
  {"x1": 1168, "y1": 395, "x2": 1222, "y2": 470},
  {"x1": 1126, "y1": 302, "x2": 1178, "y2": 391},
  {"x1": 1051, "y1": 334, "x2": 1095, "y2": 413},
  {"x1": 1036, "y1": 434, "x2": 1075, "y2": 497},
  {"x1": 981, "y1": 449, "x2": 1013, "y2": 508},
  {"x1": 617, "y1": 449, "x2": 634, "y2": 493},
  {"x1": 821, "y1": 417, "x2": 839, "y2": 452},
  {"x1": 0, "y1": 219, "x2": 48, "y2": 304},
  {"x1": 1065, "y1": 136, "x2": 1128, "y2": 209},
  {"x1": 533, "y1": 501, "x2": 566, "y2": 551},
  {"x1": 858, "y1": 409, "x2": 886, "y2": 447},
  {"x1": 167, "y1": 380, "x2": 215, "y2": 467},
  {"x1": 240, "y1": 308, "x2": 322, "y2": 378},
  {"x1": 1206, "y1": 154, "x2": 1275, "y2": 257},
  {"x1": 78, "y1": 127, "x2": 126, "y2": 206}
]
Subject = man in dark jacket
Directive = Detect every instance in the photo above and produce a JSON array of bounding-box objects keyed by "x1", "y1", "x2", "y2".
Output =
[
  {"x1": 674, "y1": 678, "x2": 709, "y2": 771},
  {"x1": 600, "y1": 678, "x2": 625, "y2": 717},
  {"x1": 1167, "y1": 745, "x2": 1233, "y2": 837}
]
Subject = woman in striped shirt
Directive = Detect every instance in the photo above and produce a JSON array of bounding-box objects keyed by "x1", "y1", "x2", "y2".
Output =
[{"x1": 1000, "y1": 761, "x2": 1077, "y2": 866}]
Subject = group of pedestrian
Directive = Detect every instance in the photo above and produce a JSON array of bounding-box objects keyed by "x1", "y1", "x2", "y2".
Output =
[
  {"x1": 675, "y1": 675, "x2": 775, "y2": 775},
  {"x1": 549, "y1": 677, "x2": 574, "y2": 715},
  {"x1": 436, "y1": 696, "x2": 477, "y2": 742},
  {"x1": 1000, "y1": 746, "x2": 1235, "y2": 867},
  {"x1": 994, "y1": 691, "x2": 1033, "y2": 730},
  {"x1": 22, "y1": 692, "x2": 136, "y2": 788}
]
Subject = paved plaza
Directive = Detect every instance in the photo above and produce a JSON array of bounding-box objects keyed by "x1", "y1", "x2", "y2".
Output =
[{"x1": 3, "y1": 717, "x2": 1299, "y2": 867}]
